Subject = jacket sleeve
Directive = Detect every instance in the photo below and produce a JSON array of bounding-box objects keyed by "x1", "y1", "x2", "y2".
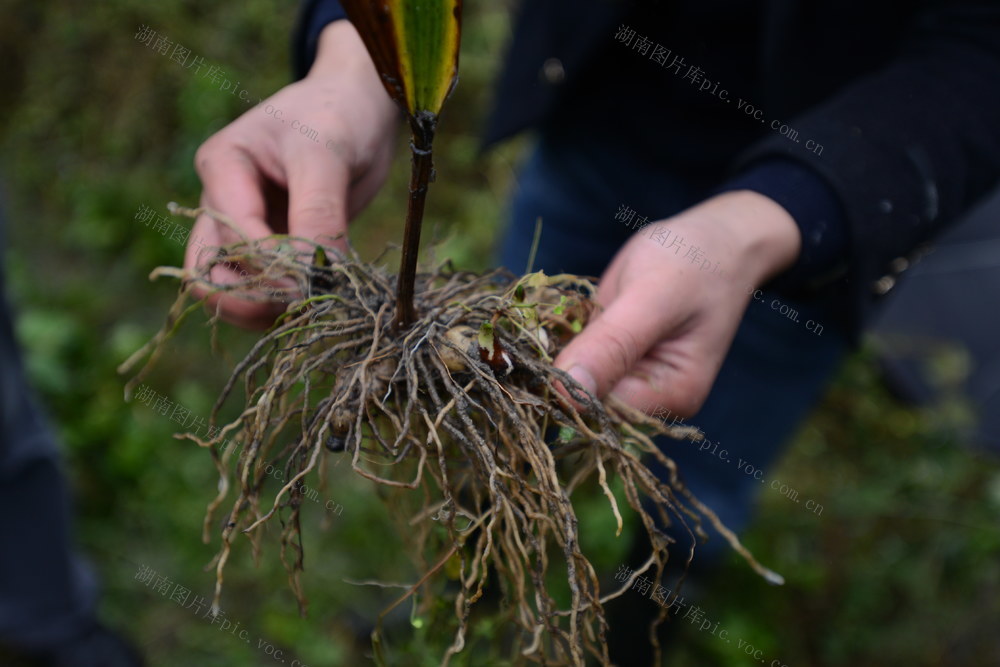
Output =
[
  {"x1": 291, "y1": 0, "x2": 348, "y2": 80},
  {"x1": 721, "y1": 1, "x2": 1000, "y2": 330}
]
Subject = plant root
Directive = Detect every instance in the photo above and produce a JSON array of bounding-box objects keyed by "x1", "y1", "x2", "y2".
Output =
[{"x1": 122, "y1": 213, "x2": 782, "y2": 666}]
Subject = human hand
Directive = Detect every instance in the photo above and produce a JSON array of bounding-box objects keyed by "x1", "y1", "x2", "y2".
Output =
[
  {"x1": 184, "y1": 21, "x2": 400, "y2": 328},
  {"x1": 554, "y1": 191, "x2": 802, "y2": 417}
]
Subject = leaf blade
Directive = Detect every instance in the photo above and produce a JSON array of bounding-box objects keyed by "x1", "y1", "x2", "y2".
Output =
[{"x1": 343, "y1": 0, "x2": 462, "y2": 117}]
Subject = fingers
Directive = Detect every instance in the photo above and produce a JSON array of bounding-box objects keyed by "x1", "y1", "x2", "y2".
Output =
[
  {"x1": 191, "y1": 144, "x2": 274, "y2": 246},
  {"x1": 553, "y1": 288, "x2": 665, "y2": 402},
  {"x1": 184, "y1": 205, "x2": 288, "y2": 330},
  {"x1": 284, "y1": 144, "x2": 353, "y2": 252},
  {"x1": 180, "y1": 62, "x2": 392, "y2": 331},
  {"x1": 609, "y1": 349, "x2": 718, "y2": 419},
  {"x1": 185, "y1": 145, "x2": 287, "y2": 329},
  {"x1": 553, "y1": 271, "x2": 723, "y2": 418}
]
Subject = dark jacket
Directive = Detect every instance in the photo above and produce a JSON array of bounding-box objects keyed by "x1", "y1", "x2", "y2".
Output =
[{"x1": 292, "y1": 0, "x2": 1000, "y2": 335}]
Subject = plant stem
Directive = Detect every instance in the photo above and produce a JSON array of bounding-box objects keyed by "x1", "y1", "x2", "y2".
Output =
[{"x1": 395, "y1": 112, "x2": 436, "y2": 331}]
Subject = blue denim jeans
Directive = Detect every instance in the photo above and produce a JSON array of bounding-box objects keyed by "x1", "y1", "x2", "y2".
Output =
[
  {"x1": 0, "y1": 200, "x2": 99, "y2": 651},
  {"x1": 497, "y1": 129, "x2": 850, "y2": 566}
]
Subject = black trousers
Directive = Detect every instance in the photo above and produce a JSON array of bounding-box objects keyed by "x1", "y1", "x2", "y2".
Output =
[{"x1": 0, "y1": 199, "x2": 98, "y2": 651}]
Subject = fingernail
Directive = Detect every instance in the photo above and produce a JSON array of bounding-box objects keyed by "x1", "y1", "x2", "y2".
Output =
[{"x1": 568, "y1": 365, "x2": 597, "y2": 396}]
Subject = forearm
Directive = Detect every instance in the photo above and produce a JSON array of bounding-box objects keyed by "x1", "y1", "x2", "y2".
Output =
[{"x1": 729, "y1": 2, "x2": 1000, "y2": 328}]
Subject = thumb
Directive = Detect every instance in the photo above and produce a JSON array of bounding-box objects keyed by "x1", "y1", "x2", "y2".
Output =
[{"x1": 553, "y1": 289, "x2": 662, "y2": 402}]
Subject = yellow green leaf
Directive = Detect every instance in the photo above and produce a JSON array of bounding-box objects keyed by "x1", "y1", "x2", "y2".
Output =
[
  {"x1": 340, "y1": 0, "x2": 463, "y2": 117},
  {"x1": 526, "y1": 271, "x2": 549, "y2": 289}
]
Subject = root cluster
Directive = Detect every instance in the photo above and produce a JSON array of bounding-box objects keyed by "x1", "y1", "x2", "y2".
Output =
[{"x1": 122, "y1": 212, "x2": 781, "y2": 666}]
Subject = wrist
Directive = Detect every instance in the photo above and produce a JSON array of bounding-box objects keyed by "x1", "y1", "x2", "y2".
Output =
[
  {"x1": 694, "y1": 190, "x2": 802, "y2": 288},
  {"x1": 306, "y1": 21, "x2": 399, "y2": 124},
  {"x1": 307, "y1": 21, "x2": 376, "y2": 81}
]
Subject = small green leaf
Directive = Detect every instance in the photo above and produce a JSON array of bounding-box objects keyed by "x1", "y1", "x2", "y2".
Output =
[
  {"x1": 312, "y1": 246, "x2": 331, "y2": 268},
  {"x1": 478, "y1": 321, "x2": 494, "y2": 352},
  {"x1": 557, "y1": 426, "x2": 576, "y2": 442},
  {"x1": 570, "y1": 319, "x2": 583, "y2": 333},
  {"x1": 514, "y1": 283, "x2": 525, "y2": 302},
  {"x1": 553, "y1": 294, "x2": 568, "y2": 315}
]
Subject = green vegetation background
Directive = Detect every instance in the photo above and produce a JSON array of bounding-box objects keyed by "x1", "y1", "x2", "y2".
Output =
[{"x1": 1, "y1": 1, "x2": 998, "y2": 665}]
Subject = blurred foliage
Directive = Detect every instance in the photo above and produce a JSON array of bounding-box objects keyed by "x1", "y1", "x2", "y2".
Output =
[
  {"x1": 667, "y1": 351, "x2": 1000, "y2": 666},
  {"x1": 0, "y1": 1, "x2": 998, "y2": 666}
]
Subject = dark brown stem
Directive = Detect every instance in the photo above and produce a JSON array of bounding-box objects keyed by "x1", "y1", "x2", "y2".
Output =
[{"x1": 394, "y1": 112, "x2": 437, "y2": 331}]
